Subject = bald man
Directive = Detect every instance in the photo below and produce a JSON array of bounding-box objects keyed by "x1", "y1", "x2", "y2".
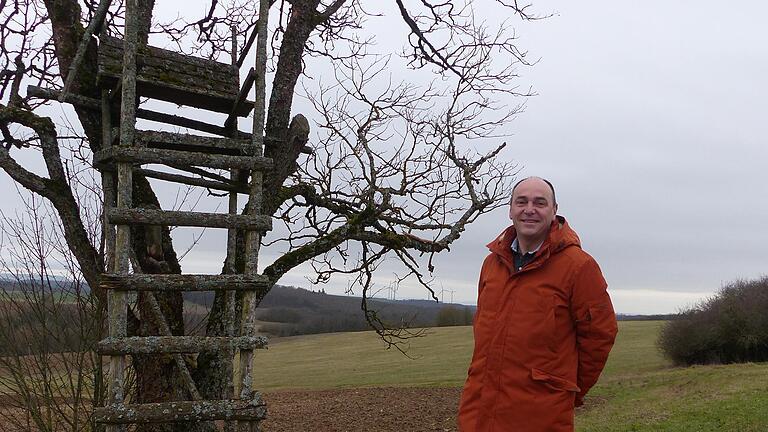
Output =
[{"x1": 458, "y1": 177, "x2": 618, "y2": 432}]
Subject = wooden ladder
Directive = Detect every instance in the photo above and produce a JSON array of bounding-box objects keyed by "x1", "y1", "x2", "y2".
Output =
[{"x1": 91, "y1": 0, "x2": 273, "y2": 429}]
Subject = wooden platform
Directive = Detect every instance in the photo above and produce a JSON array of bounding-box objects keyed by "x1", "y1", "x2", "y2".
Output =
[{"x1": 98, "y1": 35, "x2": 253, "y2": 115}]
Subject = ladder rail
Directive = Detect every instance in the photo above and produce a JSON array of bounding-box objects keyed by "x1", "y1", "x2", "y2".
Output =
[
  {"x1": 238, "y1": 1, "x2": 271, "y2": 431},
  {"x1": 105, "y1": 0, "x2": 139, "y2": 430},
  {"x1": 88, "y1": 0, "x2": 274, "y2": 428}
]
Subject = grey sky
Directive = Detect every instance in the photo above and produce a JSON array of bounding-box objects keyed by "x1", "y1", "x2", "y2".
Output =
[
  {"x1": 501, "y1": 0, "x2": 768, "y2": 313},
  {"x1": 2, "y1": 1, "x2": 767, "y2": 314},
  {"x1": 259, "y1": 0, "x2": 768, "y2": 313}
]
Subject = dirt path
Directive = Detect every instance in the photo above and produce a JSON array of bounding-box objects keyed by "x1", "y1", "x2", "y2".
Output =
[{"x1": 262, "y1": 387, "x2": 462, "y2": 432}]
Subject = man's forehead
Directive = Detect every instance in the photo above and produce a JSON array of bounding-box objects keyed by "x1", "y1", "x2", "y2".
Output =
[{"x1": 512, "y1": 179, "x2": 553, "y2": 199}]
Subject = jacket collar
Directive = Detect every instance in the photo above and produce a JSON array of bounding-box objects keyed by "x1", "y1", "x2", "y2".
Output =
[{"x1": 487, "y1": 215, "x2": 582, "y2": 272}]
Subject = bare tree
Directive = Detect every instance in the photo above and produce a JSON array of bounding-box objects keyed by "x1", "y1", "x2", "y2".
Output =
[
  {"x1": 0, "y1": 193, "x2": 102, "y2": 432},
  {"x1": 0, "y1": 0, "x2": 537, "y2": 428}
]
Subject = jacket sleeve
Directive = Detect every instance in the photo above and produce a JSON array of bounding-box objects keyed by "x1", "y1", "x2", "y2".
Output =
[
  {"x1": 570, "y1": 257, "x2": 617, "y2": 406},
  {"x1": 458, "y1": 255, "x2": 493, "y2": 429}
]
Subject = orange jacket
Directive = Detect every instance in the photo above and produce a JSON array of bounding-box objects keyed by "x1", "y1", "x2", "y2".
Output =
[{"x1": 458, "y1": 216, "x2": 617, "y2": 432}]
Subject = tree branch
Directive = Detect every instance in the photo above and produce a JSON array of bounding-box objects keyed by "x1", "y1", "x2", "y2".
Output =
[{"x1": 0, "y1": 104, "x2": 103, "y2": 292}]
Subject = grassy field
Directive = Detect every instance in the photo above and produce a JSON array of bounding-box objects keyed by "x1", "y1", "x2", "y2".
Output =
[{"x1": 252, "y1": 321, "x2": 768, "y2": 432}]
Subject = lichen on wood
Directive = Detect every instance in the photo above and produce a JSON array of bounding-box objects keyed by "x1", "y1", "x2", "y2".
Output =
[
  {"x1": 133, "y1": 130, "x2": 254, "y2": 156},
  {"x1": 94, "y1": 146, "x2": 273, "y2": 171},
  {"x1": 97, "y1": 335, "x2": 268, "y2": 354},
  {"x1": 94, "y1": 397, "x2": 267, "y2": 423},
  {"x1": 97, "y1": 35, "x2": 253, "y2": 115},
  {"x1": 106, "y1": 208, "x2": 272, "y2": 231},
  {"x1": 99, "y1": 273, "x2": 271, "y2": 292}
]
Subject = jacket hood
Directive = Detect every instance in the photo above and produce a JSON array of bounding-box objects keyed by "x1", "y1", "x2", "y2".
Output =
[{"x1": 487, "y1": 215, "x2": 581, "y2": 263}]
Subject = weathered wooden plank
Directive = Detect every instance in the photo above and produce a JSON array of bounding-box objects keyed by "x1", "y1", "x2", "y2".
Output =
[
  {"x1": 97, "y1": 57, "x2": 245, "y2": 112},
  {"x1": 167, "y1": 165, "x2": 233, "y2": 183},
  {"x1": 97, "y1": 336, "x2": 268, "y2": 355},
  {"x1": 99, "y1": 74, "x2": 252, "y2": 115},
  {"x1": 99, "y1": 56, "x2": 236, "y2": 91},
  {"x1": 106, "y1": 208, "x2": 272, "y2": 230},
  {"x1": 134, "y1": 130, "x2": 255, "y2": 156},
  {"x1": 136, "y1": 168, "x2": 248, "y2": 193},
  {"x1": 101, "y1": 62, "x2": 235, "y2": 92},
  {"x1": 98, "y1": 41, "x2": 237, "y2": 89},
  {"x1": 94, "y1": 398, "x2": 266, "y2": 424},
  {"x1": 99, "y1": 273, "x2": 271, "y2": 292},
  {"x1": 94, "y1": 146, "x2": 273, "y2": 171},
  {"x1": 98, "y1": 35, "x2": 254, "y2": 115},
  {"x1": 26, "y1": 87, "x2": 263, "y2": 141},
  {"x1": 99, "y1": 35, "x2": 237, "y2": 78},
  {"x1": 224, "y1": 67, "x2": 257, "y2": 131},
  {"x1": 136, "y1": 108, "x2": 250, "y2": 138}
]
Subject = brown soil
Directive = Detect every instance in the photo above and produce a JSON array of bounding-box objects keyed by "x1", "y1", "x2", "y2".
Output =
[
  {"x1": 261, "y1": 387, "x2": 462, "y2": 432},
  {"x1": 0, "y1": 387, "x2": 462, "y2": 431}
]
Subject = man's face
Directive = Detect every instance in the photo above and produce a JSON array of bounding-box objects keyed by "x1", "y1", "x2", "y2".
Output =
[{"x1": 509, "y1": 178, "x2": 558, "y2": 242}]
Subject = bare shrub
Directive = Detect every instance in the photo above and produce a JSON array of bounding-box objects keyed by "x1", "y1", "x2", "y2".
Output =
[
  {"x1": 0, "y1": 196, "x2": 102, "y2": 432},
  {"x1": 658, "y1": 277, "x2": 768, "y2": 366}
]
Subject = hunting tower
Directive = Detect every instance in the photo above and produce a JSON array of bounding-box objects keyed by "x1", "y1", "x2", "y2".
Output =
[{"x1": 44, "y1": 0, "x2": 275, "y2": 429}]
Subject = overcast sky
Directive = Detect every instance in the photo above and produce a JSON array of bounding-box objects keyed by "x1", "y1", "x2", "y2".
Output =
[
  {"x1": 2, "y1": 1, "x2": 767, "y2": 314},
  {"x1": 460, "y1": 0, "x2": 768, "y2": 313}
]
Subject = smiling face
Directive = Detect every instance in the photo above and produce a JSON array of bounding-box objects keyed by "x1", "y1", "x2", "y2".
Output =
[{"x1": 509, "y1": 178, "x2": 558, "y2": 251}]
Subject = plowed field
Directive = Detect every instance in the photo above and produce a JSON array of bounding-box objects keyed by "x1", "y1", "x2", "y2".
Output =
[{"x1": 262, "y1": 387, "x2": 462, "y2": 432}]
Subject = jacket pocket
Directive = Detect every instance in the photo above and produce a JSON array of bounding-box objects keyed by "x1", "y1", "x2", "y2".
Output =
[
  {"x1": 531, "y1": 368, "x2": 581, "y2": 393},
  {"x1": 549, "y1": 295, "x2": 570, "y2": 352}
]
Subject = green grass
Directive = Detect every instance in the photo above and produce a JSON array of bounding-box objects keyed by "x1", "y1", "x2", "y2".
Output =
[
  {"x1": 576, "y1": 321, "x2": 768, "y2": 432},
  {"x1": 252, "y1": 321, "x2": 768, "y2": 431},
  {"x1": 252, "y1": 327, "x2": 473, "y2": 390}
]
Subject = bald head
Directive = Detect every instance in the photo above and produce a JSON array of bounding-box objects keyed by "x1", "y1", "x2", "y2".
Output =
[
  {"x1": 511, "y1": 176, "x2": 557, "y2": 206},
  {"x1": 509, "y1": 176, "x2": 558, "y2": 252}
]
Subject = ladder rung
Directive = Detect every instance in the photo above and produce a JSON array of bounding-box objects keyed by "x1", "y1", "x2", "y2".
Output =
[
  {"x1": 134, "y1": 130, "x2": 255, "y2": 156},
  {"x1": 106, "y1": 208, "x2": 271, "y2": 230},
  {"x1": 94, "y1": 398, "x2": 266, "y2": 424},
  {"x1": 97, "y1": 335, "x2": 268, "y2": 355},
  {"x1": 94, "y1": 146, "x2": 272, "y2": 170},
  {"x1": 99, "y1": 273, "x2": 271, "y2": 292}
]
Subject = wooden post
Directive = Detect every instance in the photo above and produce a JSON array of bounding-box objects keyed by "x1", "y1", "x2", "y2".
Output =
[
  {"x1": 59, "y1": 0, "x2": 113, "y2": 101},
  {"x1": 106, "y1": 0, "x2": 138, "y2": 430},
  {"x1": 225, "y1": 27, "x2": 240, "y2": 432},
  {"x1": 95, "y1": 88, "x2": 115, "y2": 432},
  {"x1": 238, "y1": 0, "x2": 270, "y2": 430}
]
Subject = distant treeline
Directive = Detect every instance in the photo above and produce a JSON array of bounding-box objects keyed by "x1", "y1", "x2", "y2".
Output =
[
  {"x1": 0, "y1": 277, "x2": 98, "y2": 357},
  {"x1": 4, "y1": 277, "x2": 694, "y2": 345},
  {"x1": 617, "y1": 314, "x2": 679, "y2": 321},
  {"x1": 185, "y1": 285, "x2": 475, "y2": 337}
]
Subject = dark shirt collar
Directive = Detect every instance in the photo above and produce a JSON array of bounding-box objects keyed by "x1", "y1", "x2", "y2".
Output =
[
  {"x1": 511, "y1": 237, "x2": 544, "y2": 255},
  {"x1": 511, "y1": 237, "x2": 544, "y2": 272}
]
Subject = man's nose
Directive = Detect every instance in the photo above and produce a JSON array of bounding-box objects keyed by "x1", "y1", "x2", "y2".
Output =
[{"x1": 523, "y1": 202, "x2": 536, "y2": 212}]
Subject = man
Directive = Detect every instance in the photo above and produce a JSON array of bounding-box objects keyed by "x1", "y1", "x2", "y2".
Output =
[{"x1": 458, "y1": 177, "x2": 618, "y2": 432}]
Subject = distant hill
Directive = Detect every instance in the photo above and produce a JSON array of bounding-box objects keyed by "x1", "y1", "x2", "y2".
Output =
[
  {"x1": 3, "y1": 276, "x2": 675, "y2": 336},
  {"x1": 617, "y1": 313, "x2": 678, "y2": 321},
  {"x1": 184, "y1": 285, "x2": 475, "y2": 336},
  {"x1": 0, "y1": 275, "x2": 87, "y2": 292}
]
